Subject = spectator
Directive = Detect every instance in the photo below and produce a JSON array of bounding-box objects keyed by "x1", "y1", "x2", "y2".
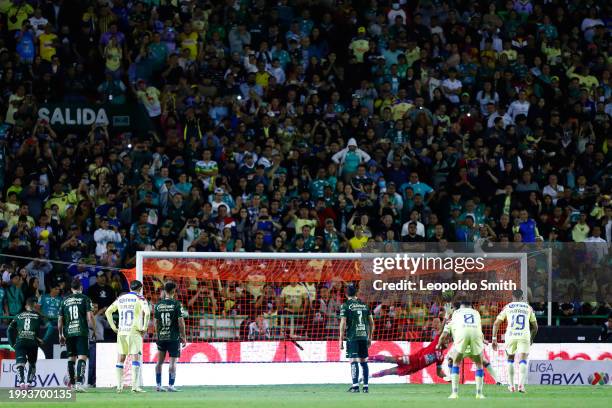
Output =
[
  {"x1": 0, "y1": 279, "x2": 6, "y2": 315},
  {"x1": 542, "y1": 174, "x2": 565, "y2": 205},
  {"x1": 24, "y1": 258, "x2": 52, "y2": 293},
  {"x1": 25, "y1": 276, "x2": 41, "y2": 301},
  {"x1": 332, "y1": 138, "x2": 371, "y2": 182},
  {"x1": 93, "y1": 217, "x2": 121, "y2": 258},
  {"x1": 88, "y1": 271, "x2": 116, "y2": 340},
  {"x1": 248, "y1": 314, "x2": 270, "y2": 340},
  {"x1": 6, "y1": 273, "x2": 25, "y2": 316},
  {"x1": 517, "y1": 209, "x2": 539, "y2": 243},
  {"x1": 572, "y1": 213, "x2": 590, "y2": 243},
  {"x1": 281, "y1": 282, "x2": 308, "y2": 314},
  {"x1": 38, "y1": 283, "x2": 62, "y2": 342},
  {"x1": 348, "y1": 227, "x2": 368, "y2": 251},
  {"x1": 600, "y1": 314, "x2": 612, "y2": 341},
  {"x1": 441, "y1": 68, "x2": 463, "y2": 104}
]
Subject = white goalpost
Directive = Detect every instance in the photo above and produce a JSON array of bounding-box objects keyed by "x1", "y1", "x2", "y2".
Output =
[{"x1": 113, "y1": 251, "x2": 534, "y2": 386}]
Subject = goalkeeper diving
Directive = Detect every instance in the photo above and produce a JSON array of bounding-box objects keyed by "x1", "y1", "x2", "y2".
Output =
[
  {"x1": 369, "y1": 306, "x2": 452, "y2": 380},
  {"x1": 369, "y1": 304, "x2": 499, "y2": 384},
  {"x1": 105, "y1": 280, "x2": 150, "y2": 393}
]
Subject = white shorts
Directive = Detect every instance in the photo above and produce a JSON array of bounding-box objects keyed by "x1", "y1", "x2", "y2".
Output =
[
  {"x1": 452, "y1": 332, "x2": 484, "y2": 357},
  {"x1": 505, "y1": 339, "x2": 530, "y2": 355},
  {"x1": 117, "y1": 334, "x2": 143, "y2": 356}
]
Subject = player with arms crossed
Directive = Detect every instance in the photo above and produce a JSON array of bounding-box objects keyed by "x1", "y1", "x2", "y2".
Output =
[
  {"x1": 8, "y1": 298, "x2": 44, "y2": 389},
  {"x1": 438, "y1": 300, "x2": 486, "y2": 399},
  {"x1": 339, "y1": 284, "x2": 374, "y2": 393},
  {"x1": 154, "y1": 281, "x2": 187, "y2": 392},
  {"x1": 492, "y1": 289, "x2": 538, "y2": 393},
  {"x1": 105, "y1": 280, "x2": 151, "y2": 393},
  {"x1": 58, "y1": 279, "x2": 96, "y2": 392}
]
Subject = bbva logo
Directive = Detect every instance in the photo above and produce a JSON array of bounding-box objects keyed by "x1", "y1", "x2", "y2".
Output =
[{"x1": 12, "y1": 374, "x2": 61, "y2": 387}]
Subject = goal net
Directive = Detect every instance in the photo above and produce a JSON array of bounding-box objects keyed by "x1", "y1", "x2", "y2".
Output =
[{"x1": 125, "y1": 249, "x2": 544, "y2": 384}]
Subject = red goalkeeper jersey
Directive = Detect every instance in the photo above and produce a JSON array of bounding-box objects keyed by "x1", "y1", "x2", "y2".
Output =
[{"x1": 397, "y1": 334, "x2": 445, "y2": 376}]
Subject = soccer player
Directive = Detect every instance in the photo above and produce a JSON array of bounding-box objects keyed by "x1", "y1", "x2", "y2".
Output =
[
  {"x1": 370, "y1": 331, "x2": 449, "y2": 380},
  {"x1": 105, "y1": 280, "x2": 151, "y2": 393},
  {"x1": 154, "y1": 281, "x2": 187, "y2": 392},
  {"x1": 370, "y1": 312, "x2": 451, "y2": 380},
  {"x1": 58, "y1": 279, "x2": 96, "y2": 392},
  {"x1": 438, "y1": 300, "x2": 486, "y2": 399},
  {"x1": 492, "y1": 289, "x2": 538, "y2": 393},
  {"x1": 7, "y1": 297, "x2": 44, "y2": 389},
  {"x1": 339, "y1": 284, "x2": 374, "y2": 393}
]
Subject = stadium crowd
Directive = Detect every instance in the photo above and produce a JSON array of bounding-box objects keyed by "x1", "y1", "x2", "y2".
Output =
[{"x1": 0, "y1": 0, "x2": 610, "y2": 338}]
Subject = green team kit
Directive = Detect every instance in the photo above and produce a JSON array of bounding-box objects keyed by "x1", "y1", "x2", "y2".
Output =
[
  {"x1": 155, "y1": 298, "x2": 183, "y2": 357},
  {"x1": 8, "y1": 310, "x2": 43, "y2": 385},
  {"x1": 340, "y1": 298, "x2": 372, "y2": 358},
  {"x1": 59, "y1": 293, "x2": 93, "y2": 356}
]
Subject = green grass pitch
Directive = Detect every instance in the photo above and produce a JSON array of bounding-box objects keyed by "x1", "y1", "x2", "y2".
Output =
[{"x1": 3, "y1": 384, "x2": 611, "y2": 408}]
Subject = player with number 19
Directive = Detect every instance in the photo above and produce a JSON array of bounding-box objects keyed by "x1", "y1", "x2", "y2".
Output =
[
  {"x1": 492, "y1": 289, "x2": 538, "y2": 393},
  {"x1": 154, "y1": 281, "x2": 187, "y2": 392},
  {"x1": 58, "y1": 279, "x2": 95, "y2": 392},
  {"x1": 105, "y1": 280, "x2": 151, "y2": 393}
]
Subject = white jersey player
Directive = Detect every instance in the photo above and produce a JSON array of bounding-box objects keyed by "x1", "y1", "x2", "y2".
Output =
[
  {"x1": 438, "y1": 301, "x2": 486, "y2": 399},
  {"x1": 105, "y1": 280, "x2": 150, "y2": 393},
  {"x1": 492, "y1": 289, "x2": 538, "y2": 393}
]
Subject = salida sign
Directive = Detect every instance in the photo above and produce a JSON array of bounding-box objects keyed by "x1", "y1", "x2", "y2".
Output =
[
  {"x1": 37, "y1": 103, "x2": 153, "y2": 132},
  {"x1": 38, "y1": 106, "x2": 109, "y2": 127}
]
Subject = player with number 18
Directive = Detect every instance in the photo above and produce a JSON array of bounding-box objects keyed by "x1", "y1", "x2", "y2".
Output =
[{"x1": 58, "y1": 279, "x2": 95, "y2": 393}]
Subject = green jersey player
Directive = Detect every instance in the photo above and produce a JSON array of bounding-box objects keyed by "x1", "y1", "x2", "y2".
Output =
[
  {"x1": 7, "y1": 297, "x2": 44, "y2": 389},
  {"x1": 58, "y1": 279, "x2": 95, "y2": 392},
  {"x1": 339, "y1": 284, "x2": 374, "y2": 393},
  {"x1": 154, "y1": 281, "x2": 187, "y2": 392}
]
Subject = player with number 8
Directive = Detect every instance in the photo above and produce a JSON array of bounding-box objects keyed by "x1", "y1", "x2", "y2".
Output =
[
  {"x1": 438, "y1": 298, "x2": 486, "y2": 399},
  {"x1": 8, "y1": 297, "x2": 44, "y2": 389}
]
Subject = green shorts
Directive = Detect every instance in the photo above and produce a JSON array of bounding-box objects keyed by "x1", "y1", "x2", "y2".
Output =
[
  {"x1": 15, "y1": 342, "x2": 38, "y2": 365},
  {"x1": 346, "y1": 340, "x2": 369, "y2": 359},
  {"x1": 65, "y1": 336, "x2": 89, "y2": 357},
  {"x1": 157, "y1": 340, "x2": 181, "y2": 358}
]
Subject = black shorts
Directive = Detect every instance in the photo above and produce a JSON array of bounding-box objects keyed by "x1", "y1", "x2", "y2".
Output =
[
  {"x1": 157, "y1": 340, "x2": 181, "y2": 358},
  {"x1": 346, "y1": 340, "x2": 369, "y2": 359},
  {"x1": 15, "y1": 342, "x2": 38, "y2": 365},
  {"x1": 65, "y1": 336, "x2": 89, "y2": 357}
]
